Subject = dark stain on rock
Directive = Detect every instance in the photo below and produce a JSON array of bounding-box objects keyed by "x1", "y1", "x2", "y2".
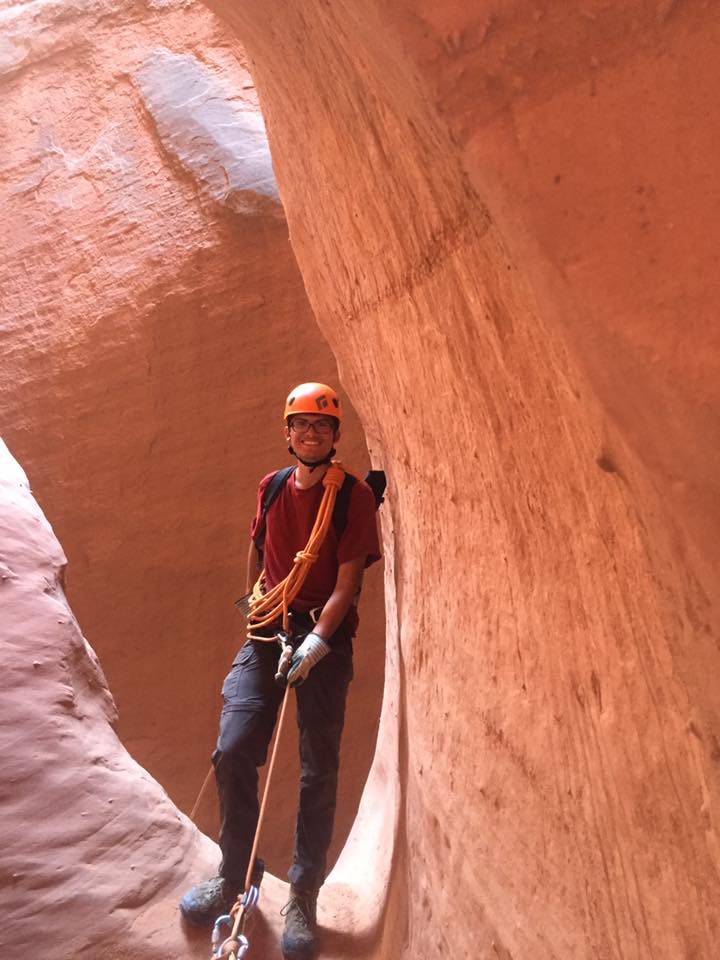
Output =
[
  {"x1": 596, "y1": 454, "x2": 618, "y2": 473},
  {"x1": 591, "y1": 670, "x2": 604, "y2": 714}
]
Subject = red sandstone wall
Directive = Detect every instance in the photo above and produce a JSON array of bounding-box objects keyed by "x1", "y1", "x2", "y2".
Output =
[
  {"x1": 0, "y1": 0, "x2": 383, "y2": 897},
  {"x1": 4, "y1": 1, "x2": 720, "y2": 958},
  {"x1": 204, "y1": 3, "x2": 720, "y2": 958}
]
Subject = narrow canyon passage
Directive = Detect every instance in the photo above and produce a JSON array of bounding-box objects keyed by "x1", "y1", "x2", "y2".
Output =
[
  {"x1": 1, "y1": 2, "x2": 384, "y2": 957},
  {"x1": 206, "y1": 2, "x2": 720, "y2": 958},
  {"x1": 2, "y1": 2, "x2": 719, "y2": 959}
]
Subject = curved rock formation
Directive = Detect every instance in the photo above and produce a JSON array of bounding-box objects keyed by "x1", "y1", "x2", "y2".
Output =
[
  {"x1": 0, "y1": 440, "x2": 216, "y2": 958},
  {"x1": 4, "y1": 0, "x2": 719, "y2": 958},
  {"x1": 0, "y1": 0, "x2": 383, "y2": 946},
  {"x1": 202, "y1": 3, "x2": 720, "y2": 958}
]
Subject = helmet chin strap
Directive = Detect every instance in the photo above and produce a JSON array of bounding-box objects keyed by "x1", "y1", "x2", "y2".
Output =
[{"x1": 287, "y1": 445, "x2": 336, "y2": 473}]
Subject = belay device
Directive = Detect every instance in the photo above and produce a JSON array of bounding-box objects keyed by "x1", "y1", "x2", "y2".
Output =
[{"x1": 211, "y1": 858, "x2": 264, "y2": 959}]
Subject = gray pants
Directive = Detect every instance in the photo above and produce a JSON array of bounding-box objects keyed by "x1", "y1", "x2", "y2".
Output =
[{"x1": 213, "y1": 624, "x2": 353, "y2": 895}]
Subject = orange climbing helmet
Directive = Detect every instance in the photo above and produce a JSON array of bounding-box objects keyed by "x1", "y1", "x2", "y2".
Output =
[{"x1": 283, "y1": 382, "x2": 342, "y2": 423}]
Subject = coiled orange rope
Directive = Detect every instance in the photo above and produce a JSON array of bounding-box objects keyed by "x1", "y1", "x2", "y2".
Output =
[{"x1": 246, "y1": 461, "x2": 346, "y2": 637}]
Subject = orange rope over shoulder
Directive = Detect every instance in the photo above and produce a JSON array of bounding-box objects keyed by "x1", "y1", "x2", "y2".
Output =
[{"x1": 247, "y1": 461, "x2": 346, "y2": 636}]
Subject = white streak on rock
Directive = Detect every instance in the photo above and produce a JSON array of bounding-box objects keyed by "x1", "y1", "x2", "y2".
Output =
[{"x1": 136, "y1": 48, "x2": 281, "y2": 216}]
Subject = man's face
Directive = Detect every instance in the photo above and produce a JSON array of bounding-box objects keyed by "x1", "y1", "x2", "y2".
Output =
[{"x1": 285, "y1": 414, "x2": 340, "y2": 463}]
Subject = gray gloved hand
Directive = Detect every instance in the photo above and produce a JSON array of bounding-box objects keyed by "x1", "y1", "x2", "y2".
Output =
[
  {"x1": 287, "y1": 632, "x2": 331, "y2": 687},
  {"x1": 276, "y1": 642, "x2": 294, "y2": 683}
]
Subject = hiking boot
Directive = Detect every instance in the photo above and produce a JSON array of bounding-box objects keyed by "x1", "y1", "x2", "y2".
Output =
[
  {"x1": 280, "y1": 885, "x2": 318, "y2": 959},
  {"x1": 179, "y1": 876, "x2": 235, "y2": 926}
]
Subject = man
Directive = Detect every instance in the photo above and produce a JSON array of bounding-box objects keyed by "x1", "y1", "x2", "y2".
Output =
[{"x1": 180, "y1": 382, "x2": 381, "y2": 960}]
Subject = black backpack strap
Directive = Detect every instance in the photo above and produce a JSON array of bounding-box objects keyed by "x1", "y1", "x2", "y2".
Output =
[
  {"x1": 254, "y1": 466, "x2": 295, "y2": 559},
  {"x1": 331, "y1": 473, "x2": 357, "y2": 538},
  {"x1": 332, "y1": 469, "x2": 386, "y2": 539},
  {"x1": 255, "y1": 465, "x2": 385, "y2": 556},
  {"x1": 364, "y1": 470, "x2": 386, "y2": 508}
]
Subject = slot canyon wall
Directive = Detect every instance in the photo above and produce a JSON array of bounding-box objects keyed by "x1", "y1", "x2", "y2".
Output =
[
  {"x1": 2, "y1": 1, "x2": 719, "y2": 959},
  {"x1": 204, "y1": 2, "x2": 720, "y2": 959},
  {"x1": 1, "y1": 1, "x2": 383, "y2": 957}
]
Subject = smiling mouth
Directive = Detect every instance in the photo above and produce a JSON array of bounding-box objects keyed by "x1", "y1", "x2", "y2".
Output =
[{"x1": 298, "y1": 439, "x2": 326, "y2": 459}]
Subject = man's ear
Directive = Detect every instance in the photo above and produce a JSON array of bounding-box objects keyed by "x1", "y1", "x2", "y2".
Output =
[
  {"x1": 333, "y1": 427, "x2": 342, "y2": 444},
  {"x1": 284, "y1": 423, "x2": 292, "y2": 442}
]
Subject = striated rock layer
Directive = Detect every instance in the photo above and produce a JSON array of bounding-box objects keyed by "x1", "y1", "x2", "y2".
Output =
[
  {"x1": 204, "y1": 3, "x2": 720, "y2": 959},
  {"x1": 0, "y1": 0, "x2": 384, "y2": 950}
]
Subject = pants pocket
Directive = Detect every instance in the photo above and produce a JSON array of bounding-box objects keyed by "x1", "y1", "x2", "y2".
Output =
[{"x1": 220, "y1": 642, "x2": 255, "y2": 703}]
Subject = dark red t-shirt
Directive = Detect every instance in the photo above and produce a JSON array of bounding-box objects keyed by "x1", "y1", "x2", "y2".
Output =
[{"x1": 250, "y1": 468, "x2": 381, "y2": 614}]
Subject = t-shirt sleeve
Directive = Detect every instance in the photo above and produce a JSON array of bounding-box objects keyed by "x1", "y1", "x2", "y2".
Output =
[
  {"x1": 337, "y1": 479, "x2": 382, "y2": 567},
  {"x1": 249, "y1": 473, "x2": 274, "y2": 540}
]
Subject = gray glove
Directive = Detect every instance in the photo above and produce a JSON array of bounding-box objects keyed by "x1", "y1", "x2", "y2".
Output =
[{"x1": 287, "y1": 632, "x2": 331, "y2": 687}]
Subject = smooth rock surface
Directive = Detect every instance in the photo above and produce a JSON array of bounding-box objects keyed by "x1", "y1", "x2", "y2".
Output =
[
  {"x1": 135, "y1": 47, "x2": 280, "y2": 214},
  {"x1": 203, "y1": 3, "x2": 720, "y2": 958}
]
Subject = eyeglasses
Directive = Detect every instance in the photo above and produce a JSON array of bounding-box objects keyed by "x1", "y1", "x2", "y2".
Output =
[{"x1": 289, "y1": 417, "x2": 336, "y2": 435}]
